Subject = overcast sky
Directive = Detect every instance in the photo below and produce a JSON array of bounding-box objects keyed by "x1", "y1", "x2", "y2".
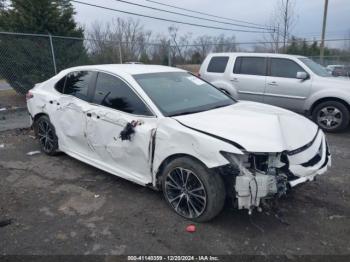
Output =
[{"x1": 73, "y1": 0, "x2": 350, "y2": 46}]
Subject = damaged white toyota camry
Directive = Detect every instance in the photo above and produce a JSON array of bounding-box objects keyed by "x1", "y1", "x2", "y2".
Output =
[{"x1": 27, "y1": 65, "x2": 331, "y2": 222}]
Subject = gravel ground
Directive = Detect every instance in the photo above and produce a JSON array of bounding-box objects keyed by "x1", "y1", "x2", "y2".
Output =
[{"x1": 0, "y1": 128, "x2": 349, "y2": 256}]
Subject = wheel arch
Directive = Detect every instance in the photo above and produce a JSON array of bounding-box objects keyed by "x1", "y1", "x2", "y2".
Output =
[
  {"x1": 33, "y1": 112, "x2": 50, "y2": 122},
  {"x1": 310, "y1": 97, "x2": 350, "y2": 115},
  {"x1": 154, "y1": 153, "x2": 209, "y2": 190}
]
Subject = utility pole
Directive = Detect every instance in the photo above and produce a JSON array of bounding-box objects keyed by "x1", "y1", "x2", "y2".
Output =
[
  {"x1": 283, "y1": 0, "x2": 289, "y2": 53},
  {"x1": 48, "y1": 34, "x2": 57, "y2": 75},
  {"x1": 276, "y1": 24, "x2": 280, "y2": 53},
  {"x1": 320, "y1": 0, "x2": 329, "y2": 65}
]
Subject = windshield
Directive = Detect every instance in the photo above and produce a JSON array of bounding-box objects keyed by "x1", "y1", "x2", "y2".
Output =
[
  {"x1": 299, "y1": 58, "x2": 332, "y2": 77},
  {"x1": 133, "y1": 72, "x2": 235, "y2": 117}
]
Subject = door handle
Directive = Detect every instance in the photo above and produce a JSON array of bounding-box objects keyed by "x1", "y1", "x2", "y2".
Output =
[
  {"x1": 230, "y1": 78, "x2": 239, "y2": 82},
  {"x1": 86, "y1": 113, "x2": 92, "y2": 117},
  {"x1": 268, "y1": 81, "x2": 278, "y2": 86}
]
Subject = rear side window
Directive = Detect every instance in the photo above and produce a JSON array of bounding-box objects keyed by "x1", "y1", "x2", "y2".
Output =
[
  {"x1": 55, "y1": 76, "x2": 66, "y2": 93},
  {"x1": 92, "y1": 72, "x2": 152, "y2": 116},
  {"x1": 64, "y1": 71, "x2": 94, "y2": 101},
  {"x1": 207, "y1": 56, "x2": 229, "y2": 73},
  {"x1": 233, "y1": 57, "x2": 266, "y2": 76},
  {"x1": 270, "y1": 58, "x2": 306, "y2": 78}
]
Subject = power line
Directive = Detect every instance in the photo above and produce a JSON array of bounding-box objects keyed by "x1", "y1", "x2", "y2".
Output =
[
  {"x1": 145, "y1": 0, "x2": 265, "y2": 28},
  {"x1": 71, "y1": 1, "x2": 272, "y2": 33},
  {"x1": 111, "y1": 0, "x2": 272, "y2": 31},
  {"x1": 179, "y1": 38, "x2": 350, "y2": 47},
  {"x1": 1, "y1": 31, "x2": 348, "y2": 47}
]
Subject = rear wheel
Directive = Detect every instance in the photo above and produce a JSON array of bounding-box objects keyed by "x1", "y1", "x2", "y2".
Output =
[
  {"x1": 312, "y1": 101, "x2": 349, "y2": 132},
  {"x1": 161, "y1": 157, "x2": 225, "y2": 222},
  {"x1": 34, "y1": 115, "x2": 59, "y2": 155}
]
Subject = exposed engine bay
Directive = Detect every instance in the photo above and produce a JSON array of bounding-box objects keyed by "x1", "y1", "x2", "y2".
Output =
[
  {"x1": 228, "y1": 153, "x2": 289, "y2": 213},
  {"x1": 219, "y1": 131, "x2": 331, "y2": 214}
]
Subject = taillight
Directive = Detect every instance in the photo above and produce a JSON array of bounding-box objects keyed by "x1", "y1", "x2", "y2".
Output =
[
  {"x1": 196, "y1": 72, "x2": 201, "y2": 78},
  {"x1": 26, "y1": 91, "x2": 34, "y2": 101}
]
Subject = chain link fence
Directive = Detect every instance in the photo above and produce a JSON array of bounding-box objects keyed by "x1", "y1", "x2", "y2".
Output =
[
  {"x1": 0, "y1": 31, "x2": 349, "y2": 94},
  {"x1": 0, "y1": 32, "x2": 172, "y2": 94}
]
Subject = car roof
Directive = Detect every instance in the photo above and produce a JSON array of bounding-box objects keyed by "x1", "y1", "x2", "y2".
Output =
[
  {"x1": 60, "y1": 64, "x2": 185, "y2": 75},
  {"x1": 207, "y1": 52, "x2": 307, "y2": 59}
]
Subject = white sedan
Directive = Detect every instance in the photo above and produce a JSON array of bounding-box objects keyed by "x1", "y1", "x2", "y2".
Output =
[{"x1": 27, "y1": 65, "x2": 331, "y2": 222}]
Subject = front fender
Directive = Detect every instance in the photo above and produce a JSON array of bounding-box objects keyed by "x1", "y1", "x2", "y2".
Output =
[{"x1": 152, "y1": 118, "x2": 243, "y2": 184}]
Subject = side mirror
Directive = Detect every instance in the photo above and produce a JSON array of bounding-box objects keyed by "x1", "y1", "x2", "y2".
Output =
[{"x1": 296, "y1": 71, "x2": 309, "y2": 80}]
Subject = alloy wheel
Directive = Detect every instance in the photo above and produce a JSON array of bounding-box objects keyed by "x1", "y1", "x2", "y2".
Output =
[
  {"x1": 37, "y1": 120, "x2": 55, "y2": 153},
  {"x1": 164, "y1": 167, "x2": 207, "y2": 219},
  {"x1": 317, "y1": 106, "x2": 343, "y2": 129}
]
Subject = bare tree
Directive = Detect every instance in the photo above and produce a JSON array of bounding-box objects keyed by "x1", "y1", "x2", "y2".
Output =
[
  {"x1": 281, "y1": 0, "x2": 296, "y2": 51},
  {"x1": 264, "y1": 0, "x2": 296, "y2": 53},
  {"x1": 151, "y1": 34, "x2": 170, "y2": 65},
  {"x1": 88, "y1": 18, "x2": 152, "y2": 63},
  {"x1": 212, "y1": 34, "x2": 237, "y2": 53},
  {"x1": 261, "y1": 17, "x2": 281, "y2": 53},
  {"x1": 192, "y1": 35, "x2": 213, "y2": 60},
  {"x1": 168, "y1": 25, "x2": 192, "y2": 63}
]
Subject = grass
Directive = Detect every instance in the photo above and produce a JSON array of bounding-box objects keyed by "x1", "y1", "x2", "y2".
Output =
[{"x1": 0, "y1": 88, "x2": 17, "y2": 97}]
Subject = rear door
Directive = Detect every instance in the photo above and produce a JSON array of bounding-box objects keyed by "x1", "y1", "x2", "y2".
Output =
[
  {"x1": 49, "y1": 70, "x2": 96, "y2": 158},
  {"x1": 230, "y1": 56, "x2": 266, "y2": 102},
  {"x1": 85, "y1": 72, "x2": 158, "y2": 184},
  {"x1": 264, "y1": 58, "x2": 312, "y2": 112}
]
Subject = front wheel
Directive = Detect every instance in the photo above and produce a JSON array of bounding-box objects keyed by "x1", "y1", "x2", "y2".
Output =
[
  {"x1": 312, "y1": 101, "x2": 350, "y2": 132},
  {"x1": 161, "y1": 157, "x2": 226, "y2": 222}
]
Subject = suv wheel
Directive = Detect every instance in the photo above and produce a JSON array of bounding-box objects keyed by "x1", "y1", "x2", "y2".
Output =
[
  {"x1": 161, "y1": 157, "x2": 225, "y2": 222},
  {"x1": 312, "y1": 101, "x2": 350, "y2": 132}
]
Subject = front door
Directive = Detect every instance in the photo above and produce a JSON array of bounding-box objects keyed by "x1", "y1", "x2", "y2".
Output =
[
  {"x1": 85, "y1": 72, "x2": 157, "y2": 185},
  {"x1": 264, "y1": 58, "x2": 312, "y2": 113}
]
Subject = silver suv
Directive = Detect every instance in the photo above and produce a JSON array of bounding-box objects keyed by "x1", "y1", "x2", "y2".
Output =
[{"x1": 199, "y1": 53, "x2": 350, "y2": 132}]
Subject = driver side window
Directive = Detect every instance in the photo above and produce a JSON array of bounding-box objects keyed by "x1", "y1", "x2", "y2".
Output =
[{"x1": 270, "y1": 58, "x2": 306, "y2": 78}]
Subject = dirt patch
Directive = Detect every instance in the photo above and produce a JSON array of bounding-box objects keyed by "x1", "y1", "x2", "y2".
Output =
[
  {"x1": 176, "y1": 64, "x2": 200, "y2": 74},
  {"x1": 0, "y1": 89, "x2": 26, "y2": 109}
]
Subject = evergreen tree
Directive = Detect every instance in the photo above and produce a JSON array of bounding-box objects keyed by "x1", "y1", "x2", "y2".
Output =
[
  {"x1": 139, "y1": 52, "x2": 151, "y2": 64},
  {"x1": 0, "y1": 0, "x2": 88, "y2": 94},
  {"x1": 191, "y1": 52, "x2": 202, "y2": 64}
]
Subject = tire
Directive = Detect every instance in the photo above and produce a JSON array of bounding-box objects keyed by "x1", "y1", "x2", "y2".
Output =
[
  {"x1": 33, "y1": 115, "x2": 59, "y2": 155},
  {"x1": 161, "y1": 157, "x2": 226, "y2": 222},
  {"x1": 312, "y1": 101, "x2": 350, "y2": 133}
]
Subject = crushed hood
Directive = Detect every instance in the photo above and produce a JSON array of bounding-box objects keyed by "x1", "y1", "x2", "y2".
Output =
[{"x1": 173, "y1": 101, "x2": 318, "y2": 153}]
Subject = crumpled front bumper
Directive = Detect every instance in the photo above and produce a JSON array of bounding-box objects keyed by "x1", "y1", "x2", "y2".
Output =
[
  {"x1": 234, "y1": 128, "x2": 331, "y2": 211},
  {"x1": 287, "y1": 129, "x2": 331, "y2": 187}
]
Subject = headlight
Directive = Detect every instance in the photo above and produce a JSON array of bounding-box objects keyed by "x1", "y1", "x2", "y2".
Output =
[
  {"x1": 220, "y1": 151, "x2": 273, "y2": 174},
  {"x1": 220, "y1": 151, "x2": 252, "y2": 171}
]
